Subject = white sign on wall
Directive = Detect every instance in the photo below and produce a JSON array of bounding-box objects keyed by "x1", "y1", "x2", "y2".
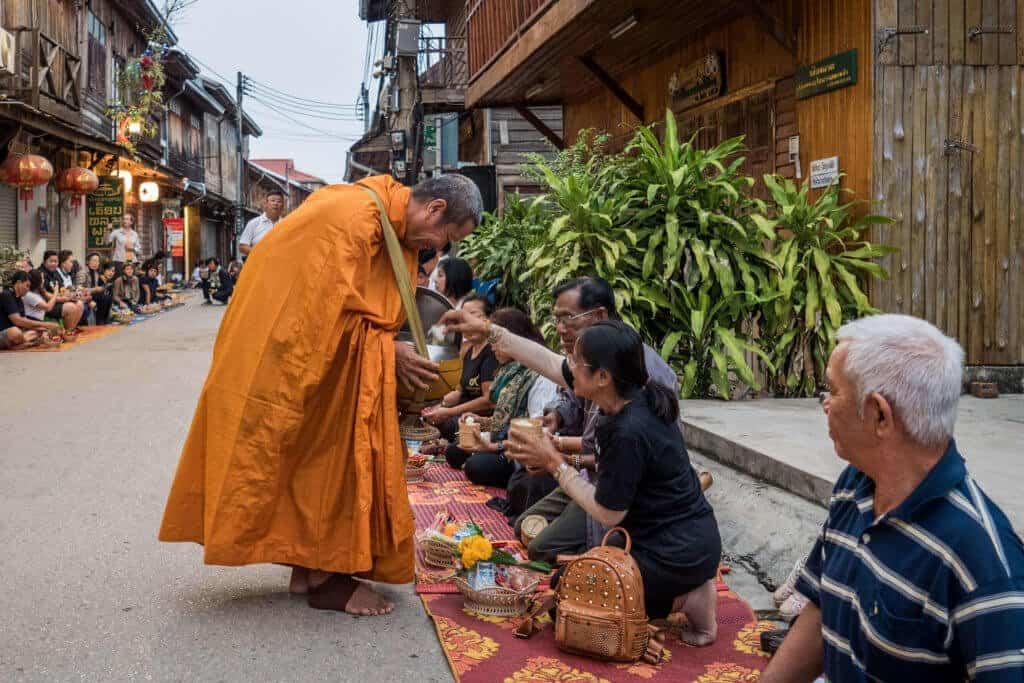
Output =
[{"x1": 809, "y1": 156, "x2": 839, "y2": 189}]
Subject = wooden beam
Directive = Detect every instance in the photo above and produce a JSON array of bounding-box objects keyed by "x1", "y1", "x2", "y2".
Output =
[
  {"x1": 514, "y1": 105, "x2": 565, "y2": 149},
  {"x1": 745, "y1": 0, "x2": 796, "y2": 54},
  {"x1": 578, "y1": 55, "x2": 644, "y2": 121}
]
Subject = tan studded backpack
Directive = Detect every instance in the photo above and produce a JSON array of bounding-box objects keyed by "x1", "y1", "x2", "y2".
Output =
[{"x1": 554, "y1": 527, "x2": 649, "y2": 662}]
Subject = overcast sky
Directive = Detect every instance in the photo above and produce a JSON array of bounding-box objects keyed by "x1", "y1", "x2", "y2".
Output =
[{"x1": 173, "y1": 1, "x2": 376, "y2": 183}]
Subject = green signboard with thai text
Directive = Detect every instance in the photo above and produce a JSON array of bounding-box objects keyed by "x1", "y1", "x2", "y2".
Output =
[
  {"x1": 795, "y1": 49, "x2": 858, "y2": 100},
  {"x1": 87, "y1": 176, "x2": 123, "y2": 250}
]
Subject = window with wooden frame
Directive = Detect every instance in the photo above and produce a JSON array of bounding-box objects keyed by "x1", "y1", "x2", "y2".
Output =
[{"x1": 86, "y1": 11, "x2": 108, "y2": 98}]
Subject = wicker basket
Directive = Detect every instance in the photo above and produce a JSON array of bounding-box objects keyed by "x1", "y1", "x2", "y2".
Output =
[
  {"x1": 416, "y1": 530, "x2": 459, "y2": 569},
  {"x1": 455, "y1": 576, "x2": 539, "y2": 618},
  {"x1": 400, "y1": 420, "x2": 440, "y2": 443}
]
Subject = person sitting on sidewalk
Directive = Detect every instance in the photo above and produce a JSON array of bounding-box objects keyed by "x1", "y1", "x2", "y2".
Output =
[
  {"x1": 761, "y1": 315, "x2": 1024, "y2": 683},
  {"x1": 139, "y1": 265, "x2": 170, "y2": 306},
  {"x1": 200, "y1": 258, "x2": 234, "y2": 305},
  {"x1": 39, "y1": 250, "x2": 85, "y2": 333},
  {"x1": 421, "y1": 294, "x2": 497, "y2": 441},
  {"x1": 0, "y1": 271, "x2": 59, "y2": 349},
  {"x1": 112, "y1": 262, "x2": 141, "y2": 312},
  {"x1": 23, "y1": 269, "x2": 61, "y2": 324},
  {"x1": 452, "y1": 307, "x2": 559, "y2": 501},
  {"x1": 76, "y1": 253, "x2": 114, "y2": 325},
  {"x1": 446, "y1": 276, "x2": 682, "y2": 564},
  {"x1": 505, "y1": 321, "x2": 722, "y2": 646},
  {"x1": 434, "y1": 256, "x2": 474, "y2": 309}
]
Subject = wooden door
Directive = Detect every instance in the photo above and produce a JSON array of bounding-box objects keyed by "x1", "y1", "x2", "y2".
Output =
[{"x1": 873, "y1": 0, "x2": 1023, "y2": 365}]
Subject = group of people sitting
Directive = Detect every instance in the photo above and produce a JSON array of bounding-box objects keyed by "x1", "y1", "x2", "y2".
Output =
[
  {"x1": 189, "y1": 257, "x2": 239, "y2": 306},
  {"x1": 0, "y1": 250, "x2": 175, "y2": 350},
  {"x1": 415, "y1": 268, "x2": 722, "y2": 646}
]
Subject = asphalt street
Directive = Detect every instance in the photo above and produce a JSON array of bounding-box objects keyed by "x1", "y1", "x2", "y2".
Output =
[{"x1": 0, "y1": 303, "x2": 450, "y2": 682}]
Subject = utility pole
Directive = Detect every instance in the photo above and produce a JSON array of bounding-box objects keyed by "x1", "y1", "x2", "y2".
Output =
[
  {"x1": 391, "y1": 0, "x2": 418, "y2": 185},
  {"x1": 235, "y1": 71, "x2": 245, "y2": 259}
]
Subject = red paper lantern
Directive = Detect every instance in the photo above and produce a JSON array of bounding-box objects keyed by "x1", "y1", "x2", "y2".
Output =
[
  {"x1": 1, "y1": 153, "x2": 54, "y2": 211},
  {"x1": 55, "y1": 166, "x2": 100, "y2": 216}
]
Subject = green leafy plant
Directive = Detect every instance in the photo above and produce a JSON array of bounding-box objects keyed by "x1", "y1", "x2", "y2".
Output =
[
  {"x1": 756, "y1": 175, "x2": 896, "y2": 396},
  {"x1": 460, "y1": 111, "x2": 894, "y2": 399}
]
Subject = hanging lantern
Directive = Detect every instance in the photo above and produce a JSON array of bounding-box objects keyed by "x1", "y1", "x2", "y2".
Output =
[
  {"x1": 55, "y1": 167, "x2": 100, "y2": 217},
  {"x1": 1, "y1": 153, "x2": 54, "y2": 211},
  {"x1": 139, "y1": 181, "x2": 160, "y2": 203},
  {"x1": 127, "y1": 118, "x2": 143, "y2": 135}
]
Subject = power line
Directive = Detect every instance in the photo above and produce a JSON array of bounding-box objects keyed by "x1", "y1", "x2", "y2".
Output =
[
  {"x1": 248, "y1": 94, "x2": 363, "y2": 123},
  {"x1": 245, "y1": 99, "x2": 360, "y2": 140},
  {"x1": 245, "y1": 83, "x2": 361, "y2": 113},
  {"x1": 243, "y1": 77, "x2": 363, "y2": 110}
]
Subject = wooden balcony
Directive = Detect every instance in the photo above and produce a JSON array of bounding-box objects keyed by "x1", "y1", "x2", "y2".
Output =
[
  {"x1": 420, "y1": 35, "x2": 468, "y2": 111},
  {"x1": 466, "y1": 0, "x2": 787, "y2": 108},
  {"x1": 5, "y1": 27, "x2": 82, "y2": 121}
]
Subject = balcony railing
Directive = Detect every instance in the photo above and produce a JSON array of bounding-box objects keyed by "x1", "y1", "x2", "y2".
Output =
[
  {"x1": 466, "y1": 0, "x2": 553, "y2": 81},
  {"x1": 6, "y1": 28, "x2": 82, "y2": 113},
  {"x1": 419, "y1": 36, "x2": 468, "y2": 90},
  {"x1": 168, "y1": 150, "x2": 205, "y2": 183}
]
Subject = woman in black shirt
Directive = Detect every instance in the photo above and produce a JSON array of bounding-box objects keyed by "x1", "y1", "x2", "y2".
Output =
[
  {"x1": 506, "y1": 320, "x2": 722, "y2": 646},
  {"x1": 421, "y1": 294, "x2": 498, "y2": 443}
]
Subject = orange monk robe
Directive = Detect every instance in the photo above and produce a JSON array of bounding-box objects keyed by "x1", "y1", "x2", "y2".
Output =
[{"x1": 159, "y1": 175, "x2": 416, "y2": 583}]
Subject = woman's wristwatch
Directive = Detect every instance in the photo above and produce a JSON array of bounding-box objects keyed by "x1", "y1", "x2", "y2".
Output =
[{"x1": 570, "y1": 453, "x2": 582, "y2": 470}]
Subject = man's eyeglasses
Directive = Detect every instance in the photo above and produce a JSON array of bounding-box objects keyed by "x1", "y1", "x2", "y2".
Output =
[
  {"x1": 566, "y1": 354, "x2": 592, "y2": 371},
  {"x1": 552, "y1": 308, "x2": 602, "y2": 327}
]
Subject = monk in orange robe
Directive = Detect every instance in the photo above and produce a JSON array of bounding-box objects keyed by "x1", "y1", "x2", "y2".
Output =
[{"x1": 159, "y1": 174, "x2": 482, "y2": 615}]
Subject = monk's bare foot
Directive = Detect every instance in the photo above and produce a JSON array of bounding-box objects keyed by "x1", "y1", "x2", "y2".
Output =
[
  {"x1": 345, "y1": 581, "x2": 395, "y2": 616},
  {"x1": 309, "y1": 570, "x2": 331, "y2": 590},
  {"x1": 308, "y1": 575, "x2": 394, "y2": 616},
  {"x1": 289, "y1": 567, "x2": 310, "y2": 594}
]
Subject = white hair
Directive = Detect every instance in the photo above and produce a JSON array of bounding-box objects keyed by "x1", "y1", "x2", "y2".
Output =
[{"x1": 836, "y1": 314, "x2": 964, "y2": 446}]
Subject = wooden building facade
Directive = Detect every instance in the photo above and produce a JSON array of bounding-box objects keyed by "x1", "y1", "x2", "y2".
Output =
[
  {"x1": 0, "y1": 0, "x2": 264, "y2": 274},
  {"x1": 464, "y1": 0, "x2": 1022, "y2": 369}
]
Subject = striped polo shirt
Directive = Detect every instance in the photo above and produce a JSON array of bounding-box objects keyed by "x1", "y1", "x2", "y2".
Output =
[{"x1": 795, "y1": 440, "x2": 1024, "y2": 682}]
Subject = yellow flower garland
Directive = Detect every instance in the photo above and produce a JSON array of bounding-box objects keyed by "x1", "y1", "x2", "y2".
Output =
[{"x1": 459, "y1": 535, "x2": 493, "y2": 570}]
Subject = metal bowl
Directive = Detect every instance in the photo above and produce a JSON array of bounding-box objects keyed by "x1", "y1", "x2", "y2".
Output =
[{"x1": 397, "y1": 287, "x2": 463, "y2": 407}]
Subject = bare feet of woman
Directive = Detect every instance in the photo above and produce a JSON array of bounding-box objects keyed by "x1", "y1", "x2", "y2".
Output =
[
  {"x1": 307, "y1": 574, "x2": 395, "y2": 616},
  {"x1": 669, "y1": 579, "x2": 718, "y2": 646}
]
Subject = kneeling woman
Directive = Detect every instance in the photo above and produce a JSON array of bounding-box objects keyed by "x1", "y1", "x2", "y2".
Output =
[{"x1": 507, "y1": 321, "x2": 722, "y2": 645}]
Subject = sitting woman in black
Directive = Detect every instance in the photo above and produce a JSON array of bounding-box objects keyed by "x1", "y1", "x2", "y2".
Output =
[
  {"x1": 506, "y1": 320, "x2": 722, "y2": 646},
  {"x1": 421, "y1": 294, "x2": 498, "y2": 442}
]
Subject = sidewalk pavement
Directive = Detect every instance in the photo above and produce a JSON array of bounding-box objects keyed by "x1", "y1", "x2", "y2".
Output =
[{"x1": 682, "y1": 396, "x2": 1024, "y2": 527}]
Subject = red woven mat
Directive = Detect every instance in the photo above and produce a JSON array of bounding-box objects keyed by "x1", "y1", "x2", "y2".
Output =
[
  {"x1": 410, "y1": 463, "x2": 521, "y2": 593},
  {"x1": 421, "y1": 582, "x2": 773, "y2": 682},
  {"x1": 0, "y1": 324, "x2": 121, "y2": 353}
]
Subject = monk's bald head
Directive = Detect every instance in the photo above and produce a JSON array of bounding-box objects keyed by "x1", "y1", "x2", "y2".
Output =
[{"x1": 404, "y1": 175, "x2": 484, "y2": 250}]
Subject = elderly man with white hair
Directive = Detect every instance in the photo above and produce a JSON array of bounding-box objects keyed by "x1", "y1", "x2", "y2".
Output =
[{"x1": 762, "y1": 314, "x2": 1024, "y2": 683}]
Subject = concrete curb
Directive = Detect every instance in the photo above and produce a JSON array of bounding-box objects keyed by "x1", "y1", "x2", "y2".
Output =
[{"x1": 682, "y1": 419, "x2": 832, "y2": 509}]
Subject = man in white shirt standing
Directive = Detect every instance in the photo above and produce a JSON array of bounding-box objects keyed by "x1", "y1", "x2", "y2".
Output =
[
  {"x1": 105, "y1": 213, "x2": 140, "y2": 268},
  {"x1": 239, "y1": 190, "x2": 285, "y2": 258}
]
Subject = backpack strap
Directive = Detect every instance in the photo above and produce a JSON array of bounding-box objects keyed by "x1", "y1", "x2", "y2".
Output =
[{"x1": 359, "y1": 184, "x2": 429, "y2": 357}]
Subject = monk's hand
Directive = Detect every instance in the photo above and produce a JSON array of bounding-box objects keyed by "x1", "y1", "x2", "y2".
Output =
[
  {"x1": 395, "y1": 340, "x2": 439, "y2": 392},
  {"x1": 440, "y1": 309, "x2": 489, "y2": 339}
]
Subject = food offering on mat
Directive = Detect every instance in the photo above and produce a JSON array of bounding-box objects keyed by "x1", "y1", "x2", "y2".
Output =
[{"x1": 405, "y1": 451, "x2": 430, "y2": 482}]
